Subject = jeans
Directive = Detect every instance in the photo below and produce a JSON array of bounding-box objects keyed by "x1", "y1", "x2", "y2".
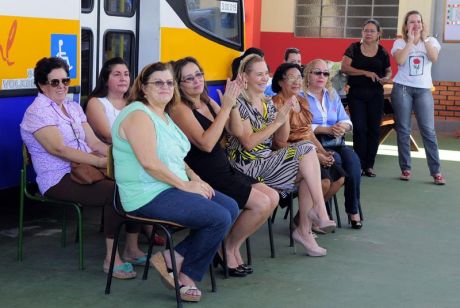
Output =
[
  {"x1": 391, "y1": 83, "x2": 441, "y2": 175},
  {"x1": 332, "y1": 147, "x2": 361, "y2": 215},
  {"x1": 348, "y1": 87, "x2": 384, "y2": 169},
  {"x1": 131, "y1": 188, "x2": 238, "y2": 281}
]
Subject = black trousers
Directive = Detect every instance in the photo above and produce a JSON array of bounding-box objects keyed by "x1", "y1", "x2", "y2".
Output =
[{"x1": 347, "y1": 87, "x2": 384, "y2": 170}]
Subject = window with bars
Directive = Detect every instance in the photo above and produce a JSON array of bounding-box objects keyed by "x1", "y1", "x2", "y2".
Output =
[{"x1": 295, "y1": 0, "x2": 399, "y2": 39}]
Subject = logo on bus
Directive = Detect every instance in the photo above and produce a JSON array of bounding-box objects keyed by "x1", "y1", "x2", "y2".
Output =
[{"x1": 0, "y1": 20, "x2": 17, "y2": 66}]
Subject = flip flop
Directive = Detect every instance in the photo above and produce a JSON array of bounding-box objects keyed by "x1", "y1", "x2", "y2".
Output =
[
  {"x1": 150, "y1": 252, "x2": 175, "y2": 289},
  {"x1": 180, "y1": 285, "x2": 202, "y2": 302},
  {"x1": 103, "y1": 262, "x2": 137, "y2": 280},
  {"x1": 124, "y1": 254, "x2": 148, "y2": 266}
]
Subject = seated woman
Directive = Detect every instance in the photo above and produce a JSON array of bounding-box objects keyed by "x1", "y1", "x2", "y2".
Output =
[
  {"x1": 271, "y1": 63, "x2": 346, "y2": 216},
  {"x1": 20, "y1": 57, "x2": 143, "y2": 279},
  {"x1": 111, "y1": 62, "x2": 238, "y2": 302},
  {"x1": 226, "y1": 54, "x2": 336, "y2": 257},
  {"x1": 303, "y1": 59, "x2": 363, "y2": 229},
  {"x1": 170, "y1": 57, "x2": 278, "y2": 276},
  {"x1": 85, "y1": 57, "x2": 164, "y2": 246}
]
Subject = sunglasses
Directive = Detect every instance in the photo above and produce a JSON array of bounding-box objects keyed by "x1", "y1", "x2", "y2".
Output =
[
  {"x1": 310, "y1": 70, "x2": 330, "y2": 77},
  {"x1": 145, "y1": 80, "x2": 175, "y2": 88},
  {"x1": 181, "y1": 72, "x2": 204, "y2": 84},
  {"x1": 47, "y1": 78, "x2": 71, "y2": 87}
]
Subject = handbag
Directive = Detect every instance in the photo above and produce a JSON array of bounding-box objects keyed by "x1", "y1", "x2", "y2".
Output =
[
  {"x1": 315, "y1": 133, "x2": 345, "y2": 150},
  {"x1": 70, "y1": 162, "x2": 105, "y2": 185}
]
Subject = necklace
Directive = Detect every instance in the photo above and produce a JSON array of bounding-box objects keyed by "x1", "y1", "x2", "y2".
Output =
[{"x1": 360, "y1": 43, "x2": 378, "y2": 57}]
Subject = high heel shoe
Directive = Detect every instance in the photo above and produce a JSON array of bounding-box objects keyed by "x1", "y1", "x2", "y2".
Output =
[
  {"x1": 308, "y1": 209, "x2": 336, "y2": 233},
  {"x1": 348, "y1": 215, "x2": 363, "y2": 229},
  {"x1": 213, "y1": 254, "x2": 247, "y2": 277},
  {"x1": 238, "y1": 263, "x2": 253, "y2": 274},
  {"x1": 292, "y1": 229, "x2": 327, "y2": 257}
]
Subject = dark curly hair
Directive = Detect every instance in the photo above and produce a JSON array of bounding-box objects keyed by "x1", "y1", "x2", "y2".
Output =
[
  {"x1": 34, "y1": 57, "x2": 69, "y2": 93},
  {"x1": 271, "y1": 63, "x2": 302, "y2": 94}
]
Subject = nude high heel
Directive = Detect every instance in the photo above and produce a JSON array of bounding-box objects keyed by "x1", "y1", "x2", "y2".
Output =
[
  {"x1": 308, "y1": 209, "x2": 336, "y2": 233},
  {"x1": 292, "y1": 228, "x2": 327, "y2": 257}
]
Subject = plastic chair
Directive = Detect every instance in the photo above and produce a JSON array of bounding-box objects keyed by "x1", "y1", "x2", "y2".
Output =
[
  {"x1": 18, "y1": 144, "x2": 86, "y2": 269},
  {"x1": 104, "y1": 147, "x2": 216, "y2": 308}
]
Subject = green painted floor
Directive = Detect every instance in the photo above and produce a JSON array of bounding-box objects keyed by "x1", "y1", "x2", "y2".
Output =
[{"x1": 1, "y1": 131, "x2": 459, "y2": 308}]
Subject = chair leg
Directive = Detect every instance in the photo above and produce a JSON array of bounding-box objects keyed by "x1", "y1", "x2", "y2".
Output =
[
  {"x1": 105, "y1": 222, "x2": 125, "y2": 294},
  {"x1": 268, "y1": 218, "x2": 275, "y2": 258},
  {"x1": 221, "y1": 241, "x2": 229, "y2": 278},
  {"x1": 289, "y1": 200, "x2": 294, "y2": 247},
  {"x1": 73, "y1": 205, "x2": 84, "y2": 270},
  {"x1": 164, "y1": 230, "x2": 182, "y2": 308},
  {"x1": 62, "y1": 207, "x2": 67, "y2": 247},
  {"x1": 358, "y1": 202, "x2": 364, "y2": 221},
  {"x1": 333, "y1": 195, "x2": 341, "y2": 228},
  {"x1": 142, "y1": 226, "x2": 157, "y2": 280},
  {"x1": 270, "y1": 206, "x2": 278, "y2": 223},
  {"x1": 245, "y1": 237, "x2": 252, "y2": 266},
  {"x1": 18, "y1": 170, "x2": 25, "y2": 262},
  {"x1": 325, "y1": 199, "x2": 332, "y2": 220},
  {"x1": 209, "y1": 264, "x2": 216, "y2": 292}
]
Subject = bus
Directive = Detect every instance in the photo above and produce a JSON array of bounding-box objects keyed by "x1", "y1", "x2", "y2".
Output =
[{"x1": 0, "y1": 0, "x2": 244, "y2": 189}]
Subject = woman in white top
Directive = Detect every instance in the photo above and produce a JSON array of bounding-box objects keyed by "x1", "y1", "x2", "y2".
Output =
[
  {"x1": 391, "y1": 10, "x2": 445, "y2": 185},
  {"x1": 86, "y1": 57, "x2": 130, "y2": 144}
]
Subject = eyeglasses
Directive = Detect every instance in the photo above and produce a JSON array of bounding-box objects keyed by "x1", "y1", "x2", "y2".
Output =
[
  {"x1": 284, "y1": 76, "x2": 302, "y2": 83},
  {"x1": 363, "y1": 29, "x2": 378, "y2": 33},
  {"x1": 181, "y1": 72, "x2": 204, "y2": 83},
  {"x1": 145, "y1": 80, "x2": 175, "y2": 88},
  {"x1": 310, "y1": 70, "x2": 330, "y2": 77},
  {"x1": 47, "y1": 78, "x2": 71, "y2": 87}
]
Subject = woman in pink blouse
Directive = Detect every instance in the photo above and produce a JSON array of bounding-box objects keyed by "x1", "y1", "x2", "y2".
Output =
[{"x1": 20, "y1": 57, "x2": 145, "y2": 279}]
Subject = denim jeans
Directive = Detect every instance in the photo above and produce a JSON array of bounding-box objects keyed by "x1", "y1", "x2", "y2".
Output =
[
  {"x1": 348, "y1": 87, "x2": 384, "y2": 169},
  {"x1": 391, "y1": 83, "x2": 441, "y2": 175},
  {"x1": 131, "y1": 188, "x2": 238, "y2": 281},
  {"x1": 332, "y1": 147, "x2": 361, "y2": 215}
]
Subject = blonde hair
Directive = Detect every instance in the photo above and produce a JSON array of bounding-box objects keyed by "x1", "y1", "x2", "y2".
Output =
[
  {"x1": 303, "y1": 59, "x2": 336, "y2": 101},
  {"x1": 237, "y1": 54, "x2": 266, "y2": 103},
  {"x1": 401, "y1": 10, "x2": 423, "y2": 42}
]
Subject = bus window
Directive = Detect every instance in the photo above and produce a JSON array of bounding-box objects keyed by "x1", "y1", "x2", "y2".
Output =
[
  {"x1": 81, "y1": 28, "x2": 93, "y2": 102},
  {"x1": 104, "y1": 0, "x2": 135, "y2": 17},
  {"x1": 103, "y1": 31, "x2": 135, "y2": 73},
  {"x1": 186, "y1": 0, "x2": 242, "y2": 47},
  {"x1": 81, "y1": 0, "x2": 94, "y2": 12}
]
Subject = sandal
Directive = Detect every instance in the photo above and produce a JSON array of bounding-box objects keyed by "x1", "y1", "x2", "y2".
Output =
[
  {"x1": 103, "y1": 262, "x2": 137, "y2": 280},
  {"x1": 400, "y1": 170, "x2": 411, "y2": 181},
  {"x1": 180, "y1": 285, "x2": 202, "y2": 302},
  {"x1": 123, "y1": 254, "x2": 148, "y2": 266},
  {"x1": 150, "y1": 252, "x2": 174, "y2": 289},
  {"x1": 433, "y1": 174, "x2": 446, "y2": 185}
]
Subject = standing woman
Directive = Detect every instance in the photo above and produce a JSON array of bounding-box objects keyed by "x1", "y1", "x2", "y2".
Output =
[
  {"x1": 170, "y1": 57, "x2": 278, "y2": 276},
  {"x1": 391, "y1": 10, "x2": 445, "y2": 184},
  {"x1": 227, "y1": 54, "x2": 336, "y2": 257},
  {"x1": 341, "y1": 19, "x2": 392, "y2": 177}
]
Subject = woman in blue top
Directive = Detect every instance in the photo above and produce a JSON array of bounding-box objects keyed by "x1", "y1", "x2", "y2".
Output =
[
  {"x1": 304, "y1": 59, "x2": 363, "y2": 229},
  {"x1": 111, "y1": 62, "x2": 238, "y2": 302}
]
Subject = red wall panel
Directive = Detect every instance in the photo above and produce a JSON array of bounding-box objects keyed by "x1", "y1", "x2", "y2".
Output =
[{"x1": 260, "y1": 31, "x2": 397, "y2": 76}]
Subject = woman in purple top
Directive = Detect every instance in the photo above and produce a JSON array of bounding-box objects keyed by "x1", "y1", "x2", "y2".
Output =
[{"x1": 20, "y1": 57, "x2": 145, "y2": 279}]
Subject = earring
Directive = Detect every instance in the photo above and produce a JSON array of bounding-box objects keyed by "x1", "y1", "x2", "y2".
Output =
[{"x1": 244, "y1": 81, "x2": 248, "y2": 90}]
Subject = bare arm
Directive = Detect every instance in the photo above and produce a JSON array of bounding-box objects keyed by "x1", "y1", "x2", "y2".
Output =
[
  {"x1": 341, "y1": 55, "x2": 379, "y2": 82},
  {"x1": 82, "y1": 122, "x2": 108, "y2": 156},
  {"x1": 423, "y1": 39, "x2": 439, "y2": 62},
  {"x1": 120, "y1": 110, "x2": 209, "y2": 197},
  {"x1": 85, "y1": 97, "x2": 112, "y2": 144},
  {"x1": 34, "y1": 126, "x2": 106, "y2": 168}
]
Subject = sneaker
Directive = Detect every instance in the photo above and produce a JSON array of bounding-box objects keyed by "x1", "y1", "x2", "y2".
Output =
[
  {"x1": 433, "y1": 174, "x2": 446, "y2": 185},
  {"x1": 400, "y1": 170, "x2": 411, "y2": 181}
]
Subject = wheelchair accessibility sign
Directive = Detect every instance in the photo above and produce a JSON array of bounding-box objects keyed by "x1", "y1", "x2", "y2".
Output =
[{"x1": 51, "y1": 34, "x2": 77, "y2": 78}]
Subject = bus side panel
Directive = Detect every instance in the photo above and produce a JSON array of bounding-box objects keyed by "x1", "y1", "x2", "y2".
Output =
[
  {"x1": 0, "y1": 96, "x2": 35, "y2": 188},
  {"x1": 0, "y1": 16, "x2": 80, "y2": 89},
  {"x1": 160, "y1": 27, "x2": 239, "y2": 82}
]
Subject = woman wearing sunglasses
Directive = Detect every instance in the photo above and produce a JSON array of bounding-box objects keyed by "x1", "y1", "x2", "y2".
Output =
[
  {"x1": 304, "y1": 59, "x2": 363, "y2": 229},
  {"x1": 112, "y1": 62, "x2": 238, "y2": 302},
  {"x1": 226, "y1": 54, "x2": 336, "y2": 257},
  {"x1": 170, "y1": 57, "x2": 278, "y2": 276},
  {"x1": 20, "y1": 57, "x2": 137, "y2": 279},
  {"x1": 341, "y1": 19, "x2": 392, "y2": 177},
  {"x1": 271, "y1": 63, "x2": 346, "y2": 231}
]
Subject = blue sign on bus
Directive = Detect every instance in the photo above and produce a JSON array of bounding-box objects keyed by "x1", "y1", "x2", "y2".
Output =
[{"x1": 51, "y1": 34, "x2": 77, "y2": 78}]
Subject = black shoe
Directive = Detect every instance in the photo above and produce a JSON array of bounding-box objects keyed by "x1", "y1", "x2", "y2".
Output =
[
  {"x1": 238, "y1": 263, "x2": 253, "y2": 274},
  {"x1": 213, "y1": 254, "x2": 247, "y2": 277},
  {"x1": 363, "y1": 168, "x2": 376, "y2": 177},
  {"x1": 348, "y1": 215, "x2": 363, "y2": 229}
]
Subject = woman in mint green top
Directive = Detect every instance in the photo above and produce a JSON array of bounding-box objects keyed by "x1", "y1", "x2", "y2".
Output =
[{"x1": 112, "y1": 62, "x2": 238, "y2": 303}]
